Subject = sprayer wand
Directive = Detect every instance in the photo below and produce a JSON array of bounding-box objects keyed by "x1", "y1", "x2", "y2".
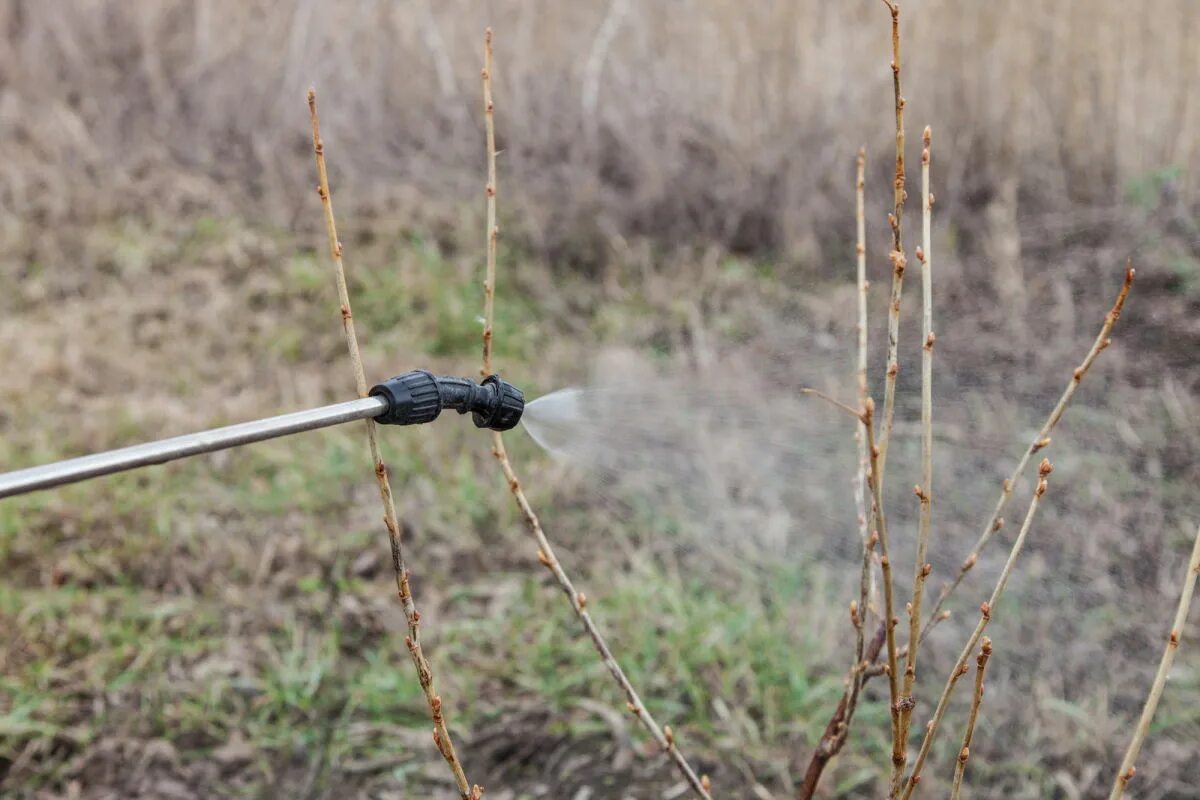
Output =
[{"x1": 0, "y1": 370, "x2": 524, "y2": 500}]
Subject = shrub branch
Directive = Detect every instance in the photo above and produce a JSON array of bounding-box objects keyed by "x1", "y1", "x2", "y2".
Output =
[
  {"x1": 949, "y1": 637, "x2": 992, "y2": 800},
  {"x1": 876, "y1": 0, "x2": 907, "y2": 484},
  {"x1": 854, "y1": 146, "x2": 877, "y2": 620},
  {"x1": 481, "y1": 28, "x2": 497, "y2": 377},
  {"x1": 797, "y1": 621, "x2": 887, "y2": 799},
  {"x1": 899, "y1": 459, "x2": 1054, "y2": 799},
  {"x1": 1107, "y1": 524, "x2": 1200, "y2": 800},
  {"x1": 921, "y1": 266, "x2": 1135, "y2": 640},
  {"x1": 861, "y1": 399, "x2": 905, "y2": 788},
  {"x1": 308, "y1": 90, "x2": 481, "y2": 800},
  {"x1": 878, "y1": 9, "x2": 909, "y2": 785},
  {"x1": 897, "y1": 125, "x2": 934, "y2": 753},
  {"x1": 477, "y1": 30, "x2": 712, "y2": 800},
  {"x1": 796, "y1": 148, "x2": 876, "y2": 800}
]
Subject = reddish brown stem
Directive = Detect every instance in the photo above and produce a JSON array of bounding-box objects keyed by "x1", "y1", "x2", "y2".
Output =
[{"x1": 797, "y1": 621, "x2": 887, "y2": 799}]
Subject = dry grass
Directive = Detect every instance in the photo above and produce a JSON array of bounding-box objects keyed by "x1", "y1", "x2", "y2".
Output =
[{"x1": 2, "y1": 0, "x2": 1198, "y2": 264}]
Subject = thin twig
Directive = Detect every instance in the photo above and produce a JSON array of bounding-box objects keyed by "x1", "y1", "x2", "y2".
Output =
[
  {"x1": 477, "y1": 31, "x2": 712, "y2": 800},
  {"x1": 854, "y1": 143, "x2": 870, "y2": 451},
  {"x1": 879, "y1": 9, "x2": 910, "y2": 785},
  {"x1": 898, "y1": 126, "x2": 934, "y2": 750},
  {"x1": 852, "y1": 143, "x2": 877, "y2": 669},
  {"x1": 796, "y1": 147, "x2": 874, "y2": 800},
  {"x1": 949, "y1": 637, "x2": 992, "y2": 800},
  {"x1": 481, "y1": 29, "x2": 497, "y2": 377},
  {"x1": 1107, "y1": 524, "x2": 1200, "y2": 800},
  {"x1": 921, "y1": 266, "x2": 1136, "y2": 641},
  {"x1": 876, "y1": 0, "x2": 907, "y2": 486},
  {"x1": 846, "y1": 143, "x2": 877, "y2": 738},
  {"x1": 854, "y1": 146, "x2": 878, "y2": 618},
  {"x1": 899, "y1": 459, "x2": 1054, "y2": 799},
  {"x1": 797, "y1": 621, "x2": 887, "y2": 799},
  {"x1": 862, "y1": 398, "x2": 904, "y2": 787},
  {"x1": 307, "y1": 90, "x2": 481, "y2": 800},
  {"x1": 799, "y1": 387, "x2": 864, "y2": 421}
]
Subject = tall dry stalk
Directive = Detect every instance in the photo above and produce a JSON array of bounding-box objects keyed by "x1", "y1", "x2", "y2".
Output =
[
  {"x1": 797, "y1": 148, "x2": 876, "y2": 800},
  {"x1": 861, "y1": 399, "x2": 904, "y2": 788},
  {"x1": 851, "y1": 144, "x2": 874, "y2": 716},
  {"x1": 949, "y1": 637, "x2": 991, "y2": 800},
  {"x1": 854, "y1": 145, "x2": 875, "y2": 613},
  {"x1": 921, "y1": 266, "x2": 1136, "y2": 640},
  {"x1": 876, "y1": 0, "x2": 907, "y2": 482},
  {"x1": 876, "y1": 7, "x2": 910, "y2": 784},
  {"x1": 477, "y1": 31, "x2": 712, "y2": 800},
  {"x1": 307, "y1": 90, "x2": 481, "y2": 800},
  {"x1": 481, "y1": 28, "x2": 497, "y2": 377},
  {"x1": 898, "y1": 459, "x2": 1053, "y2": 800},
  {"x1": 1107, "y1": 524, "x2": 1200, "y2": 800},
  {"x1": 897, "y1": 125, "x2": 934, "y2": 754}
]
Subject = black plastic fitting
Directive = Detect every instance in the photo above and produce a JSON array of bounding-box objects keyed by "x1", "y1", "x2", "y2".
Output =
[{"x1": 368, "y1": 370, "x2": 524, "y2": 431}]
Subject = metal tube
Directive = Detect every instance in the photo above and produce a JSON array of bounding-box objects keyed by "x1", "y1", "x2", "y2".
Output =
[{"x1": 0, "y1": 395, "x2": 388, "y2": 500}]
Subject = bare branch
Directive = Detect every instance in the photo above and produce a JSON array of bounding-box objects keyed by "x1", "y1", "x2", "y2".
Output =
[
  {"x1": 797, "y1": 621, "x2": 887, "y2": 799},
  {"x1": 477, "y1": 31, "x2": 711, "y2": 800},
  {"x1": 921, "y1": 266, "x2": 1136, "y2": 640},
  {"x1": 799, "y1": 387, "x2": 866, "y2": 422},
  {"x1": 949, "y1": 637, "x2": 992, "y2": 800},
  {"x1": 876, "y1": 0, "x2": 907, "y2": 490},
  {"x1": 1107, "y1": 524, "x2": 1200, "y2": 800},
  {"x1": 308, "y1": 90, "x2": 481, "y2": 799},
  {"x1": 481, "y1": 29, "x2": 498, "y2": 377},
  {"x1": 796, "y1": 151, "x2": 875, "y2": 798},
  {"x1": 898, "y1": 124, "x2": 934, "y2": 750},
  {"x1": 862, "y1": 399, "x2": 904, "y2": 787},
  {"x1": 877, "y1": 10, "x2": 909, "y2": 786},
  {"x1": 900, "y1": 460, "x2": 1054, "y2": 799}
]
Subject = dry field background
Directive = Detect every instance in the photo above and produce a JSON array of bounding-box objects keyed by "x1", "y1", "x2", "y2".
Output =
[{"x1": 1, "y1": 1, "x2": 1199, "y2": 798}]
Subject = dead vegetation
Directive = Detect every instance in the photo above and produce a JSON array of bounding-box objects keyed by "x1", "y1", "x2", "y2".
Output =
[{"x1": 2, "y1": 0, "x2": 1199, "y2": 265}]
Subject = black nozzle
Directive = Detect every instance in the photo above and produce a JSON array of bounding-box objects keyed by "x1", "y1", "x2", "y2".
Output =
[{"x1": 369, "y1": 370, "x2": 524, "y2": 431}]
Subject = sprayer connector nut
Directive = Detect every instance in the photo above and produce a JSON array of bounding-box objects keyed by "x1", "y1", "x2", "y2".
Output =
[
  {"x1": 368, "y1": 370, "x2": 524, "y2": 431},
  {"x1": 369, "y1": 369, "x2": 441, "y2": 426}
]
